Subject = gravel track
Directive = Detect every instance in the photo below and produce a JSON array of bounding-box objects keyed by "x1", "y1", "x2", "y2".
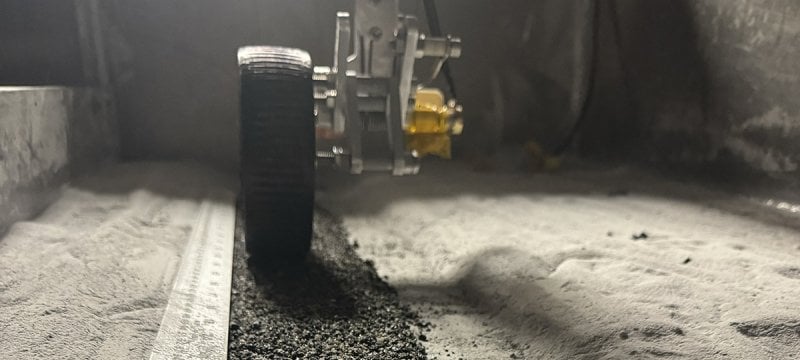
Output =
[{"x1": 228, "y1": 208, "x2": 429, "y2": 359}]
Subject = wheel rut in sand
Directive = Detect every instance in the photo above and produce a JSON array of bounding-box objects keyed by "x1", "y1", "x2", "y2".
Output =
[
  {"x1": 731, "y1": 319, "x2": 800, "y2": 339},
  {"x1": 775, "y1": 266, "x2": 800, "y2": 280},
  {"x1": 228, "y1": 209, "x2": 429, "y2": 359}
]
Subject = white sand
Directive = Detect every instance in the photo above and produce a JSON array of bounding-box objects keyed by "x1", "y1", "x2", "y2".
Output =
[
  {"x1": 0, "y1": 162, "x2": 235, "y2": 359},
  {"x1": 318, "y1": 162, "x2": 800, "y2": 359}
]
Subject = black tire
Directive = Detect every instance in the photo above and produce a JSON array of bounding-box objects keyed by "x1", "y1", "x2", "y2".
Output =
[{"x1": 238, "y1": 46, "x2": 315, "y2": 263}]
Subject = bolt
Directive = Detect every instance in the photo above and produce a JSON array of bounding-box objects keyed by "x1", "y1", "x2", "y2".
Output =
[{"x1": 369, "y1": 26, "x2": 383, "y2": 40}]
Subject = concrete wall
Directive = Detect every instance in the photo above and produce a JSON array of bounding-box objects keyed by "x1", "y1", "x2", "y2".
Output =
[
  {"x1": 697, "y1": 0, "x2": 800, "y2": 175},
  {"x1": 583, "y1": 0, "x2": 800, "y2": 177},
  {"x1": 0, "y1": 87, "x2": 118, "y2": 235}
]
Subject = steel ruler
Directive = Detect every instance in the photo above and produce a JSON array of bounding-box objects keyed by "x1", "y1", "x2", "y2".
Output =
[{"x1": 150, "y1": 192, "x2": 236, "y2": 360}]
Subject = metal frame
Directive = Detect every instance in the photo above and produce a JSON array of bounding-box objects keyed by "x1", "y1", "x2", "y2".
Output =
[{"x1": 314, "y1": 0, "x2": 462, "y2": 175}]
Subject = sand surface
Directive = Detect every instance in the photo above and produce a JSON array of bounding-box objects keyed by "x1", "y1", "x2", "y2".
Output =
[
  {"x1": 3, "y1": 159, "x2": 799, "y2": 359},
  {"x1": 318, "y1": 162, "x2": 800, "y2": 359},
  {"x1": 0, "y1": 162, "x2": 235, "y2": 359}
]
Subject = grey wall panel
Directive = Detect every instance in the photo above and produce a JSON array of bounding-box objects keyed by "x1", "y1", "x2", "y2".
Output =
[
  {"x1": 591, "y1": 0, "x2": 800, "y2": 176},
  {"x1": 0, "y1": 87, "x2": 118, "y2": 235}
]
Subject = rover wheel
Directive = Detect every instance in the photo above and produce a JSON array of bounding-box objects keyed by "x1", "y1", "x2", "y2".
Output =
[{"x1": 238, "y1": 46, "x2": 315, "y2": 263}]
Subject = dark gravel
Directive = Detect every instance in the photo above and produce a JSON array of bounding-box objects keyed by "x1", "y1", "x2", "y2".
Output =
[{"x1": 228, "y1": 208, "x2": 428, "y2": 359}]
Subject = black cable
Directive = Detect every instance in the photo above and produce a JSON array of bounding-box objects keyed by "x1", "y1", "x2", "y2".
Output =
[
  {"x1": 553, "y1": 0, "x2": 601, "y2": 156},
  {"x1": 607, "y1": 0, "x2": 641, "y2": 136},
  {"x1": 422, "y1": 0, "x2": 458, "y2": 99}
]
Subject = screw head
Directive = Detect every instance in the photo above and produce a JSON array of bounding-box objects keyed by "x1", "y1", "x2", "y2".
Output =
[{"x1": 369, "y1": 26, "x2": 383, "y2": 40}]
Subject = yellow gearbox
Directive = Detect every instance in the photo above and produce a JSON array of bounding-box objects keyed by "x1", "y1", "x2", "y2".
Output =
[{"x1": 405, "y1": 88, "x2": 463, "y2": 159}]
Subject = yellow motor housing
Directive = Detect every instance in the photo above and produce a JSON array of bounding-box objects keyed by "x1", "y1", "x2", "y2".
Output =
[{"x1": 405, "y1": 88, "x2": 462, "y2": 159}]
